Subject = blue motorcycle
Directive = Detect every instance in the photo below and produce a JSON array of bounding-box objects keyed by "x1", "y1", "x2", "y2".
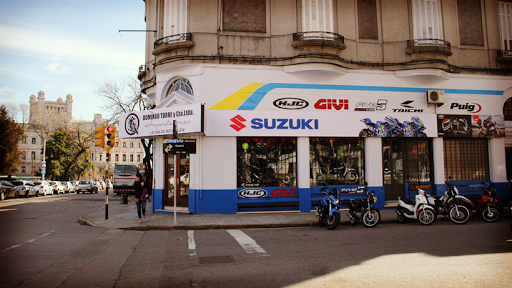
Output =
[{"x1": 316, "y1": 186, "x2": 342, "y2": 230}]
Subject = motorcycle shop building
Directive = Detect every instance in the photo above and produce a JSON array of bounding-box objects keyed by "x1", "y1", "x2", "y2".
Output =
[{"x1": 120, "y1": 66, "x2": 511, "y2": 214}]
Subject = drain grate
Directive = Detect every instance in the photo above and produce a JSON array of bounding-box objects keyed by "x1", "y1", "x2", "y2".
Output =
[{"x1": 198, "y1": 256, "x2": 234, "y2": 264}]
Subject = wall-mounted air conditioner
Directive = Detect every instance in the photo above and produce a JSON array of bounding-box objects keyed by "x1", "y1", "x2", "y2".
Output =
[{"x1": 426, "y1": 90, "x2": 445, "y2": 104}]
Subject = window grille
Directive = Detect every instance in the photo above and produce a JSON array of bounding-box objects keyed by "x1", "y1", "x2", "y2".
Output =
[
  {"x1": 237, "y1": 137, "x2": 297, "y2": 187},
  {"x1": 443, "y1": 138, "x2": 489, "y2": 181},
  {"x1": 310, "y1": 138, "x2": 365, "y2": 186}
]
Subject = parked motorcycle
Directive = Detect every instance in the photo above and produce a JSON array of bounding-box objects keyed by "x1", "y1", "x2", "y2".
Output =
[
  {"x1": 454, "y1": 182, "x2": 500, "y2": 222},
  {"x1": 396, "y1": 188, "x2": 435, "y2": 225},
  {"x1": 333, "y1": 162, "x2": 359, "y2": 184},
  {"x1": 316, "y1": 186, "x2": 342, "y2": 230},
  {"x1": 346, "y1": 187, "x2": 380, "y2": 228},
  {"x1": 426, "y1": 181, "x2": 471, "y2": 224}
]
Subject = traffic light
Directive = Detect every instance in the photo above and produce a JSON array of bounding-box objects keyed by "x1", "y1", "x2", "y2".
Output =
[
  {"x1": 94, "y1": 125, "x2": 105, "y2": 147},
  {"x1": 106, "y1": 125, "x2": 116, "y2": 149}
]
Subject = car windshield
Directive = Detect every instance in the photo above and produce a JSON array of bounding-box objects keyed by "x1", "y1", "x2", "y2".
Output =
[
  {"x1": 12, "y1": 181, "x2": 24, "y2": 186},
  {"x1": 34, "y1": 181, "x2": 42, "y2": 185},
  {"x1": 114, "y1": 165, "x2": 138, "y2": 174},
  {"x1": 79, "y1": 181, "x2": 90, "y2": 184}
]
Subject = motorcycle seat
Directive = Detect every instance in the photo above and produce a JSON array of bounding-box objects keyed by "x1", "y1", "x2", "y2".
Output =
[{"x1": 401, "y1": 198, "x2": 415, "y2": 205}]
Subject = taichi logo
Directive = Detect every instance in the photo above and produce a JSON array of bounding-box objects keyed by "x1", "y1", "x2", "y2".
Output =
[
  {"x1": 393, "y1": 100, "x2": 423, "y2": 113},
  {"x1": 230, "y1": 115, "x2": 246, "y2": 131}
]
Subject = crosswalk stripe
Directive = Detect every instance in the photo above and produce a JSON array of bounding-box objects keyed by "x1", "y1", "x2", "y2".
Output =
[
  {"x1": 188, "y1": 230, "x2": 196, "y2": 257},
  {"x1": 227, "y1": 229, "x2": 269, "y2": 256}
]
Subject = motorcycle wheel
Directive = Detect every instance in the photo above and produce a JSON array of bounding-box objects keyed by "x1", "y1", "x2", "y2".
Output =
[
  {"x1": 397, "y1": 213, "x2": 406, "y2": 224},
  {"x1": 346, "y1": 171, "x2": 358, "y2": 184},
  {"x1": 362, "y1": 208, "x2": 380, "y2": 228},
  {"x1": 318, "y1": 219, "x2": 326, "y2": 227},
  {"x1": 449, "y1": 205, "x2": 471, "y2": 225},
  {"x1": 481, "y1": 206, "x2": 499, "y2": 222},
  {"x1": 325, "y1": 213, "x2": 340, "y2": 230},
  {"x1": 418, "y1": 209, "x2": 435, "y2": 225}
]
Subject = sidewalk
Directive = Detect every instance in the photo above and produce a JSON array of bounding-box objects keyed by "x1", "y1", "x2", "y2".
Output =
[{"x1": 78, "y1": 195, "x2": 400, "y2": 230}]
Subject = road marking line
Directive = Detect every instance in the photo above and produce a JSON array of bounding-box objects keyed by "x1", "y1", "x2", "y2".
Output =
[
  {"x1": 1, "y1": 230, "x2": 54, "y2": 253},
  {"x1": 188, "y1": 230, "x2": 196, "y2": 257},
  {"x1": 227, "y1": 229, "x2": 269, "y2": 256}
]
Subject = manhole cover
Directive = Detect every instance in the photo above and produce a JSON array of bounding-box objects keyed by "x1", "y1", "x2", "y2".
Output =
[{"x1": 198, "y1": 256, "x2": 234, "y2": 264}]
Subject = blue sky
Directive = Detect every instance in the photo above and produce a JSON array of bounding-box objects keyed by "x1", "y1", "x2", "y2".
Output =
[{"x1": 0, "y1": 0, "x2": 146, "y2": 121}]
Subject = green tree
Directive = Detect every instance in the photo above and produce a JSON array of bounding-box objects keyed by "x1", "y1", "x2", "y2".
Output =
[
  {"x1": 45, "y1": 131, "x2": 90, "y2": 180},
  {"x1": 0, "y1": 105, "x2": 24, "y2": 176}
]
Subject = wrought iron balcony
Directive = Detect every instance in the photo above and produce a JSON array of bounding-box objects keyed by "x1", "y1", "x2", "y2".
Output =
[
  {"x1": 154, "y1": 33, "x2": 192, "y2": 49},
  {"x1": 293, "y1": 31, "x2": 345, "y2": 44},
  {"x1": 498, "y1": 50, "x2": 512, "y2": 57},
  {"x1": 407, "y1": 39, "x2": 451, "y2": 49}
]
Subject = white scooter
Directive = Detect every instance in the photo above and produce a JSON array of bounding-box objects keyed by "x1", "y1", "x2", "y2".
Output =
[{"x1": 396, "y1": 189, "x2": 436, "y2": 225}]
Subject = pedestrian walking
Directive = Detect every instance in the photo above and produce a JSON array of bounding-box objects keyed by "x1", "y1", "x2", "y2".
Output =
[{"x1": 134, "y1": 174, "x2": 149, "y2": 223}]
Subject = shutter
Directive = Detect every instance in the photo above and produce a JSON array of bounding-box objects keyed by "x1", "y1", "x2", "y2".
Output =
[
  {"x1": 413, "y1": 0, "x2": 441, "y2": 41},
  {"x1": 302, "y1": 0, "x2": 333, "y2": 33},
  {"x1": 166, "y1": 0, "x2": 187, "y2": 36}
]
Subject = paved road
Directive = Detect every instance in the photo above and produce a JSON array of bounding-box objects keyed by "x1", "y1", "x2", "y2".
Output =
[{"x1": 0, "y1": 192, "x2": 511, "y2": 288}]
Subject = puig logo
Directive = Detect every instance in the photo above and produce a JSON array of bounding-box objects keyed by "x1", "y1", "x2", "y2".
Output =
[{"x1": 450, "y1": 103, "x2": 482, "y2": 113}]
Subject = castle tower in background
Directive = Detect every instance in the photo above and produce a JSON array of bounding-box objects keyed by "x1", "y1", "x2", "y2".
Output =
[{"x1": 29, "y1": 91, "x2": 73, "y2": 124}]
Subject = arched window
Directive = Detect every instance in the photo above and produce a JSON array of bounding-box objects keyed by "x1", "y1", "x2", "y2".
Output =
[
  {"x1": 166, "y1": 77, "x2": 193, "y2": 97},
  {"x1": 504, "y1": 98, "x2": 512, "y2": 121}
]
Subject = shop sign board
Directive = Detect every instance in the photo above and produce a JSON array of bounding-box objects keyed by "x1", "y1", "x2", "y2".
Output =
[
  {"x1": 163, "y1": 139, "x2": 197, "y2": 154},
  {"x1": 118, "y1": 103, "x2": 203, "y2": 139},
  {"x1": 206, "y1": 110, "x2": 439, "y2": 137}
]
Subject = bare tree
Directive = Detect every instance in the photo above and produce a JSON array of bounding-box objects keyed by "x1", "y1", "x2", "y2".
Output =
[{"x1": 95, "y1": 76, "x2": 154, "y2": 189}]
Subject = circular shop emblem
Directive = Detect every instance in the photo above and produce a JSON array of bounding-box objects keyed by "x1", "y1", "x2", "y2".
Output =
[{"x1": 125, "y1": 113, "x2": 140, "y2": 135}]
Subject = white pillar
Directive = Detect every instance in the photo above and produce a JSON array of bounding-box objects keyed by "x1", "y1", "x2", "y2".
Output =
[
  {"x1": 489, "y1": 137, "x2": 507, "y2": 183},
  {"x1": 432, "y1": 137, "x2": 445, "y2": 184},
  {"x1": 154, "y1": 137, "x2": 164, "y2": 190},
  {"x1": 365, "y1": 137, "x2": 383, "y2": 186},
  {"x1": 297, "y1": 137, "x2": 310, "y2": 188}
]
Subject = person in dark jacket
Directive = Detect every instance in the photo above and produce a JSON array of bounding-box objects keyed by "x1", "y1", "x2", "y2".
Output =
[{"x1": 134, "y1": 174, "x2": 148, "y2": 223}]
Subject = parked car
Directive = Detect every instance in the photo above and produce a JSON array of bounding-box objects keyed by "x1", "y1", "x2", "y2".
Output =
[
  {"x1": 12, "y1": 180, "x2": 39, "y2": 198},
  {"x1": 48, "y1": 181, "x2": 65, "y2": 195},
  {"x1": 0, "y1": 180, "x2": 18, "y2": 200},
  {"x1": 77, "y1": 180, "x2": 98, "y2": 194},
  {"x1": 94, "y1": 181, "x2": 103, "y2": 191},
  {"x1": 63, "y1": 182, "x2": 75, "y2": 193},
  {"x1": 33, "y1": 181, "x2": 53, "y2": 196},
  {"x1": 99, "y1": 181, "x2": 106, "y2": 190}
]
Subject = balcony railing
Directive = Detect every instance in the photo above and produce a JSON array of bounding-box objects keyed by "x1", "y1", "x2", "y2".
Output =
[
  {"x1": 154, "y1": 33, "x2": 192, "y2": 49},
  {"x1": 407, "y1": 39, "x2": 451, "y2": 49},
  {"x1": 498, "y1": 50, "x2": 512, "y2": 57},
  {"x1": 293, "y1": 31, "x2": 345, "y2": 44}
]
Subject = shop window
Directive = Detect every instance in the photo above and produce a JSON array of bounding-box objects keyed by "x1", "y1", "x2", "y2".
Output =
[
  {"x1": 444, "y1": 138, "x2": 489, "y2": 181},
  {"x1": 403, "y1": 138, "x2": 432, "y2": 182},
  {"x1": 504, "y1": 98, "x2": 512, "y2": 121},
  {"x1": 237, "y1": 137, "x2": 297, "y2": 187},
  {"x1": 310, "y1": 138, "x2": 365, "y2": 186},
  {"x1": 302, "y1": 0, "x2": 334, "y2": 33},
  {"x1": 223, "y1": 0, "x2": 266, "y2": 32}
]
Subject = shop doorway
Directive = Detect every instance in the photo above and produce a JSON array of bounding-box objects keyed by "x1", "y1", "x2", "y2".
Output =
[
  {"x1": 165, "y1": 154, "x2": 190, "y2": 207},
  {"x1": 383, "y1": 138, "x2": 433, "y2": 201}
]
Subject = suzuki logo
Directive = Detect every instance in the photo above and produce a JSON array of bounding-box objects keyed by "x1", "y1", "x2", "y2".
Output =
[
  {"x1": 230, "y1": 115, "x2": 246, "y2": 131},
  {"x1": 314, "y1": 99, "x2": 349, "y2": 110}
]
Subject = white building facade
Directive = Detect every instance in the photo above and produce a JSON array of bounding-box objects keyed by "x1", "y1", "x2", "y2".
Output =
[{"x1": 137, "y1": 0, "x2": 512, "y2": 214}]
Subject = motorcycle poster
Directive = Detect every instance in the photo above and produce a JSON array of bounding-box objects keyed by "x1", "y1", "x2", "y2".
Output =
[{"x1": 472, "y1": 115, "x2": 505, "y2": 138}]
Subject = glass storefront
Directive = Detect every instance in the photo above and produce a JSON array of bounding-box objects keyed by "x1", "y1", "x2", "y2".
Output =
[
  {"x1": 237, "y1": 137, "x2": 297, "y2": 187},
  {"x1": 309, "y1": 138, "x2": 365, "y2": 186},
  {"x1": 165, "y1": 154, "x2": 190, "y2": 207}
]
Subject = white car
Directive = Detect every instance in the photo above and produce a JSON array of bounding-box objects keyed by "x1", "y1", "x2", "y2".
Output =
[
  {"x1": 12, "y1": 180, "x2": 39, "y2": 198},
  {"x1": 33, "y1": 181, "x2": 53, "y2": 196},
  {"x1": 48, "y1": 181, "x2": 65, "y2": 195},
  {"x1": 63, "y1": 182, "x2": 75, "y2": 193}
]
